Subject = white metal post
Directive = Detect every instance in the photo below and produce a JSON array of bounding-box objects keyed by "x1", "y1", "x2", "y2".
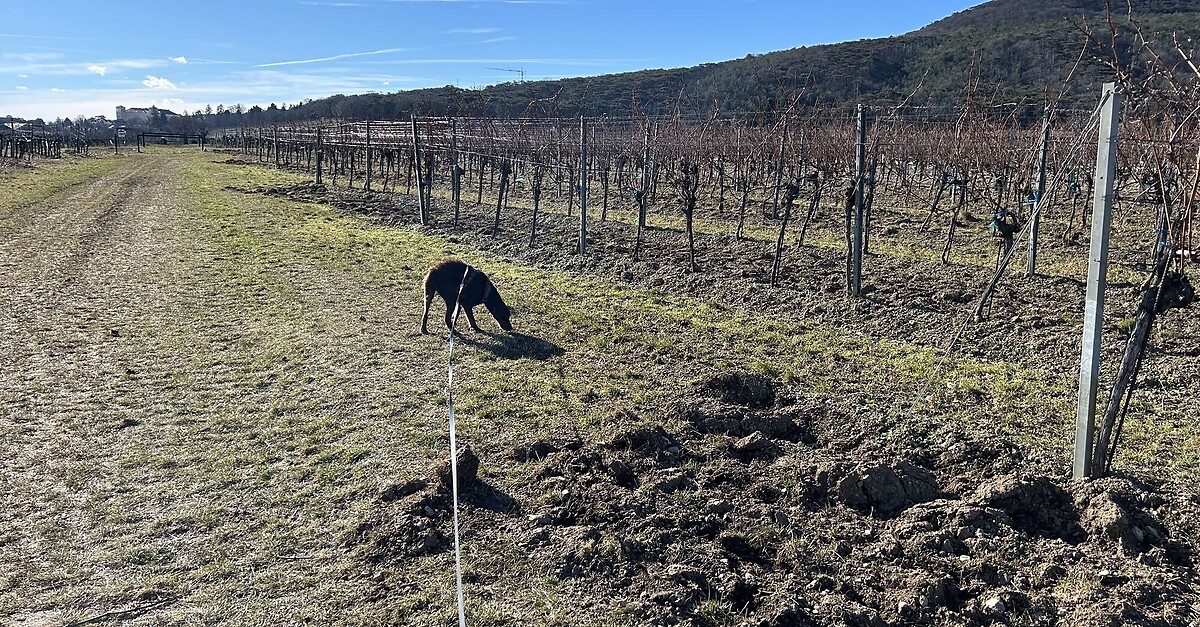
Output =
[{"x1": 1074, "y1": 83, "x2": 1121, "y2": 480}]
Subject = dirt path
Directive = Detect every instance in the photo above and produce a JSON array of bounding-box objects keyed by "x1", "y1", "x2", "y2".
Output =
[
  {"x1": 0, "y1": 151, "x2": 444, "y2": 624},
  {"x1": 1, "y1": 153, "x2": 193, "y2": 621}
]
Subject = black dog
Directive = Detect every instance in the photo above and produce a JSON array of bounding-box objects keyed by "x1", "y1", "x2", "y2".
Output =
[{"x1": 420, "y1": 258, "x2": 513, "y2": 334}]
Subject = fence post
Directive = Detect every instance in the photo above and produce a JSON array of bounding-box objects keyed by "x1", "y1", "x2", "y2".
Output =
[
  {"x1": 412, "y1": 115, "x2": 428, "y2": 224},
  {"x1": 1028, "y1": 106, "x2": 1051, "y2": 276},
  {"x1": 633, "y1": 122, "x2": 650, "y2": 260},
  {"x1": 1074, "y1": 82, "x2": 1122, "y2": 480},
  {"x1": 451, "y1": 118, "x2": 462, "y2": 225},
  {"x1": 365, "y1": 121, "x2": 373, "y2": 192},
  {"x1": 579, "y1": 116, "x2": 588, "y2": 255},
  {"x1": 771, "y1": 120, "x2": 788, "y2": 219},
  {"x1": 851, "y1": 104, "x2": 866, "y2": 296},
  {"x1": 315, "y1": 125, "x2": 323, "y2": 185}
]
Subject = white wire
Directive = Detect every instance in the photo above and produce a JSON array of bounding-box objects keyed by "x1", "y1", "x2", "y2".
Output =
[{"x1": 446, "y1": 267, "x2": 470, "y2": 627}]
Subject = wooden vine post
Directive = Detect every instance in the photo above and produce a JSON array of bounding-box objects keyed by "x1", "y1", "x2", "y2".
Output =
[
  {"x1": 412, "y1": 115, "x2": 428, "y2": 225},
  {"x1": 633, "y1": 123, "x2": 651, "y2": 261},
  {"x1": 315, "y1": 125, "x2": 323, "y2": 185},
  {"x1": 451, "y1": 119, "x2": 462, "y2": 225},
  {"x1": 1027, "y1": 106, "x2": 1051, "y2": 276},
  {"x1": 771, "y1": 120, "x2": 788, "y2": 219},
  {"x1": 578, "y1": 116, "x2": 588, "y2": 255},
  {"x1": 365, "y1": 121, "x2": 373, "y2": 192},
  {"x1": 850, "y1": 104, "x2": 866, "y2": 296}
]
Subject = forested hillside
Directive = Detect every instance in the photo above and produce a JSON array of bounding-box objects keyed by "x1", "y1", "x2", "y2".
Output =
[{"x1": 198, "y1": 0, "x2": 1200, "y2": 127}]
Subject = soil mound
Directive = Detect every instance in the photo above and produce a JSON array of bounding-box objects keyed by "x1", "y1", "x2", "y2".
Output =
[{"x1": 351, "y1": 376, "x2": 1198, "y2": 625}]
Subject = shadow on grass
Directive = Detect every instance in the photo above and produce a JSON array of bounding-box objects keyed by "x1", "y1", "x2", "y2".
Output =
[
  {"x1": 458, "y1": 331, "x2": 564, "y2": 361},
  {"x1": 464, "y1": 480, "x2": 522, "y2": 515}
]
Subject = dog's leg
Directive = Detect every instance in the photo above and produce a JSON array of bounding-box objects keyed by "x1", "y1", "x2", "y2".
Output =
[
  {"x1": 420, "y1": 288, "x2": 435, "y2": 334},
  {"x1": 464, "y1": 307, "x2": 482, "y2": 331}
]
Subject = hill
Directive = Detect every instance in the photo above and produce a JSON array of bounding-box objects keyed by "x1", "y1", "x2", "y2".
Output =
[{"x1": 206, "y1": 0, "x2": 1200, "y2": 127}]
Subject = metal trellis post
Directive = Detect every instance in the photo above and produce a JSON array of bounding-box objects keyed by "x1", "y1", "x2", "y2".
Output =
[{"x1": 1074, "y1": 83, "x2": 1122, "y2": 480}]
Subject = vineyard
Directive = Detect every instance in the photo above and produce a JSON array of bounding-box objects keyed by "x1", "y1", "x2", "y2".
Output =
[{"x1": 4, "y1": 13, "x2": 1200, "y2": 627}]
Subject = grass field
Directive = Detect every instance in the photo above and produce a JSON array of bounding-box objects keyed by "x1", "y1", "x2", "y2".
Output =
[{"x1": 2, "y1": 148, "x2": 1196, "y2": 625}]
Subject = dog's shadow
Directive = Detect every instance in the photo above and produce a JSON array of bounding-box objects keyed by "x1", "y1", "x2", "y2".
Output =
[{"x1": 458, "y1": 331, "x2": 564, "y2": 361}]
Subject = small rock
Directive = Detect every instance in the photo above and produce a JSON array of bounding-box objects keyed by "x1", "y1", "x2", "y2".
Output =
[
  {"x1": 806, "y1": 575, "x2": 835, "y2": 592},
  {"x1": 983, "y1": 597, "x2": 1005, "y2": 615},
  {"x1": 706, "y1": 499, "x2": 733, "y2": 515},
  {"x1": 419, "y1": 529, "x2": 444, "y2": 553},
  {"x1": 731, "y1": 431, "x2": 775, "y2": 457}
]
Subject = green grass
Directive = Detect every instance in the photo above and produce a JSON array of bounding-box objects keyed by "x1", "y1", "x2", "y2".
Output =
[
  {"x1": 184, "y1": 153, "x2": 1084, "y2": 465},
  {"x1": 0, "y1": 153, "x2": 127, "y2": 217}
]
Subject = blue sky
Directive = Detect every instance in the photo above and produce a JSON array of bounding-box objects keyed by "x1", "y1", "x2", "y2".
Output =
[{"x1": 2, "y1": 0, "x2": 981, "y2": 121}]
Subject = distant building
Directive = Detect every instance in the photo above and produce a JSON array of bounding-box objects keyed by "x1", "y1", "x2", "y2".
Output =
[{"x1": 115, "y1": 105, "x2": 179, "y2": 126}]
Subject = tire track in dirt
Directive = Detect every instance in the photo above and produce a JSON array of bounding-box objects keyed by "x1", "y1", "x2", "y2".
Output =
[
  {"x1": 1, "y1": 150, "x2": 450, "y2": 624},
  {"x1": 0, "y1": 153, "x2": 203, "y2": 621}
]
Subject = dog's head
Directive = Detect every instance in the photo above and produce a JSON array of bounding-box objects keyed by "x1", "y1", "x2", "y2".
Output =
[{"x1": 493, "y1": 303, "x2": 513, "y2": 331}]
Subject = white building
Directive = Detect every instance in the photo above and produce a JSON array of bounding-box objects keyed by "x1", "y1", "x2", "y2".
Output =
[{"x1": 115, "y1": 106, "x2": 179, "y2": 126}]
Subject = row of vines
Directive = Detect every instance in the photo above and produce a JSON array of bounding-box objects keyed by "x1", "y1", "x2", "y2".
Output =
[{"x1": 219, "y1": 98, "x2": 1194, "y2": 290}]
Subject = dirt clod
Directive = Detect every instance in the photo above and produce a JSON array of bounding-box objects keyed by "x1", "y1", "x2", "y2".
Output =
[
  {"x1": 432, "y1": 444, "x2": 480, "y2": 490},
  {"x1": 836, "y1": 461, "x2": 940, "y2": 517}
]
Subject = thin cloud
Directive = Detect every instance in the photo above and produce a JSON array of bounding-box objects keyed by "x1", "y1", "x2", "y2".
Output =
[
  {"x1": 106, "y1": 59, "x2": 167, "y2": 70},
  {"x1": 16, "y1": 85, "x2": 27, "y2": 91},
  {"x1": 3, "y1": 52, "x2": 62, "y2": 62},
  {"x1": 143, "y1": 75, "x2": 177, "y2": 90},
  {"x1": 0, "y1": 33, "x2": 119, "y2": 43},
  {"x1": 169, "y1": 56, "x2": 188, "y2": 64},
  {"x1": 87, "y1": 65, "x2": 107, "y2": 76},
  {"x1": 445, "y1": 28, "x2": 501, "y2": 34},
  {"x1": 482, "y1": 36, "x2": 518, "y2": 44},
  {"x1": 256, "y1": 47, "x2": 407, "y2": 67}
]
